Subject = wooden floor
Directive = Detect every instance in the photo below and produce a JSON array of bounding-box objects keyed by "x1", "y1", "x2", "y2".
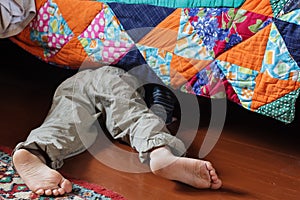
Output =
[{"x1": 1, "y1": 39, "x2": 300, "y2": 200}]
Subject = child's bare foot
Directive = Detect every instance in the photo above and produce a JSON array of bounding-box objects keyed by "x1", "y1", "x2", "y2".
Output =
[
  {"x1": 149, "y1": 147, "x2": 222, "y2": 189},
  {"x1": 12, "y1": 149, "x2": 73, "y2": 196}
]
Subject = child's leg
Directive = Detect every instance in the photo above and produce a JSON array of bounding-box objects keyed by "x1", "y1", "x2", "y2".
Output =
[
  {"x1": 89, "y1": 66, "x2": 186, "y2": 161},
  {"x1": 90, "y1": 66, "x2": 222, "y2": 189},
  {"x1": 13, "y1": 69, "x2": 103, "y2": 195},
  {"x1": 14, "y1": 68, "x2": 102, "y2": 167}
]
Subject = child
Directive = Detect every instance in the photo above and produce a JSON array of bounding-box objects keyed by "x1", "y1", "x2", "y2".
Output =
[{"x1": 12, "y1": 66, "x2": 222, "y2": 196}]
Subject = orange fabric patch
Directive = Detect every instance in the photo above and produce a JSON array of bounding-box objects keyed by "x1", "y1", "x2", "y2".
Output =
[
  {"x1": 10, "y1": 29, "x2": 45, "y2": 60},
  {"x1": 240, "y1": 0, "x2": 273, "y2": 17},
  {"x1": 217, "y1": 23, "x2": 272, "y2": 72},
  {"x1": 170, "y1": 54, "x2": 212, "y2": 88},
  {"x1": 138, "y1": 9, "x2": 181, "y2": 52},
  {"x1": 35, "y1": 0, "x2": 48, "y2": 10},
  {"x1": 54, "y1": 0, "x2": 103, "y2": 36},
  {"x1": 47, "y1": 37, "x2": 88, "y2": 68},
  {"x1": 251, "y1": 72, "x2": 300, "y2": 110},
  {"x1": 11, "y1": 0, "x2": 103, "y2": 66}
]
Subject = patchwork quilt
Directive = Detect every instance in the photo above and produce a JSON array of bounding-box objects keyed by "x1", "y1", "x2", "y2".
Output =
[{"x1": 10, "y1": 0, "x2": 300, "y2": 123}]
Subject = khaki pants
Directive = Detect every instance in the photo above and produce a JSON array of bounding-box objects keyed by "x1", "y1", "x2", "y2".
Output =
[{"x1": 14, "y1": 66, "x2": 186, "y2": 169}]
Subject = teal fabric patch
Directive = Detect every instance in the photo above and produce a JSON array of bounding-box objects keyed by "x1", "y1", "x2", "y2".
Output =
[
  {"x1": 101, "y1": 0, "x2": 245, "y2": 8},
  {"x1": 256, "y1": 88, "x2": 300, "y2": 123},
  {"x1": 136, "y1": 44, "x2": 172, "y2": 85},
  {"x1": 217, "y1": 60, "x2": 259, "y2": 110},
  {"x1": 270, "y1": 0, "x2": 290, "y2": 17},
  {"x1": 261, "y1": 23, "x2": 299, "y2": 80}
]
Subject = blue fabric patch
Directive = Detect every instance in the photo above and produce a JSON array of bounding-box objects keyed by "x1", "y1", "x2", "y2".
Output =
[
  {"x1": 274, "y1": 18, "x2": 300, "y2": 67},
  {"x1": 103, "y1": 0, "x2": 245, "y2": 8},
  {"x1": 108, "y1": 3, "x2": 175, "y2": 42},
  {"x1": 114, "y1": 47, "x2": 163, "y2": 85},
  {"x1": 283, "y1": 0, "x2": 300, "y2": 14},
  {"x1": 114, "y1": 46, "x2": 147, "y2": 70}
]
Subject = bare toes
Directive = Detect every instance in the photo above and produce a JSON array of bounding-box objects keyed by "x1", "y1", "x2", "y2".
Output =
[
  {"x1": 61, "y1": 178, "x2": 73, "y2": 193},
  {"x1": 205, "y1": 161, "x2": 213, "y2": 171},
  {"x1": 211, "y1": 179, "x2": 222, "y2": 189},
  {"x1": 52, "y1": 189, "x2": 59, "y2": 196},
  {"x1": 58, "y1": 188, "x2": 66, "y2": 195},
  {"x1": 35, "y1": 189, "x2": 44, "y2": 195},
  {"x1": 204, "y1": 161, "x2": 222, "y2": 189},
  {"x1": 45, "y1": 189, "x2": 53, "y2": 196},
  {"x1": 209, "y1": 168, "x2": 217, "y2": 177},
  {"x1": 211, "y1": 175, "x2": 218, "y2": 182}
]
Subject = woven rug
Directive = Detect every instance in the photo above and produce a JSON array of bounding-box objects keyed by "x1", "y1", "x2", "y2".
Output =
[{"x1": 0, "y1": 146, "x2": 126, "y2": 200}]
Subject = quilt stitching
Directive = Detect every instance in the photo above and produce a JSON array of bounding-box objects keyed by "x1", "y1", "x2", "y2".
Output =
[{"x1": 11, "y1": 0, "x2": 300, "y2": 123}]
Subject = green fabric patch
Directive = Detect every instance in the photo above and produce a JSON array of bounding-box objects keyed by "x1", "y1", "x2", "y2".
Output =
[
  {"x1": 101, "y1": 0, "x2": 245, "y2": 8},
  {"x1": 270, "y1": 0, "x2": 290, "y2": 16},
  {"x1": 256, "y1": 88, "x2": 300, "y2": 123}
]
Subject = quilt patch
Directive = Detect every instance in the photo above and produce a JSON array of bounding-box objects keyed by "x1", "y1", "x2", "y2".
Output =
[{"x1": 11, "y1": 0, "x2": 300, "y2": 123}]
